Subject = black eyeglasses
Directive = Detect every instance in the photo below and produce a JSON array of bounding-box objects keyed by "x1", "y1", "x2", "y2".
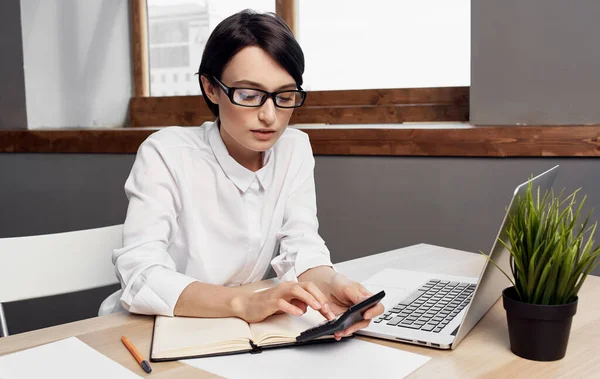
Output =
[{"x1": 212, "y1": 76, "x2": 307, "y2": 108}]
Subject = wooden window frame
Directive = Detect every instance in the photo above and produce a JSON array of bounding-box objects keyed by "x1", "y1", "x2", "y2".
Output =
[{"x1": 129, "y1": 0, "x2": 469, "y2": 127}]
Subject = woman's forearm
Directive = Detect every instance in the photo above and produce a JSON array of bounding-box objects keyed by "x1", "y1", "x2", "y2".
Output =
[{"x1": 173, "y1": 281, "x2": 253, "y2": 318}]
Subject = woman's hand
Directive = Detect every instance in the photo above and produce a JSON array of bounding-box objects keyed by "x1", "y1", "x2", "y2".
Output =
[
  {"x1": 297, "y1": 266, "x2": 385, "y2": 341},
  {"x1": 232, "y1": 281, "x2": 336, "y2": 323},
  {"x1": 326, "y1": 273, "x2": 385, "y2": 340}
]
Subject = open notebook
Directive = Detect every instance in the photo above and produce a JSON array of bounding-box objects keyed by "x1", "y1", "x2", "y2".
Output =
[{"x1": 151, "y1": 309, "x2": 340, "y2": 361}]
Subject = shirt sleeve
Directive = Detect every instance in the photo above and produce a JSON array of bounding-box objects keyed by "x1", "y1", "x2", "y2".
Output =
[
  {"x1": 113, "y1": 136, "x2": 196, "y2": 316},
  {"x1": 272, "y1": 136, "x2": 334, "y2": 281}
]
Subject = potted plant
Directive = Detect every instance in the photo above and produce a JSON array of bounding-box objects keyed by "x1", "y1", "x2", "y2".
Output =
[{"x1": 484, "y1": 180, "x2": 600, "y2": 361}]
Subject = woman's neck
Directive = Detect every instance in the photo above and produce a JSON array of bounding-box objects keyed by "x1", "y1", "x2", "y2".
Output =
[{"x1": 219, "y1": 125, "x2": 263, "y2": 172}]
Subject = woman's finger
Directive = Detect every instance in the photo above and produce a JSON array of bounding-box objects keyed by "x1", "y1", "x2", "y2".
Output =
[
  {"x1": 275, "y1": 298, "x2": 305, "y2": 316},
  {"x1": 290, "y1": 298, "x2": 308, "y2": 314},
  {"x1": 362, "y1": 303, "x2": 385, "y2": 320},
  {"x1": 358, "y1": 284, "x2": 373, "y2": 297},
  {"x1": 341, "y1": 319, "x2": 371, "y2": 337},
  {"x1": 285, "y1": 283, "x2": 322, "y2": 311},
  {"x1": 299, "y1": 282, "x2": 335, "y2": 319},
  {"x1": 342, "y1": 283, "x2": 373, "y2": 306},
  {"x1": 343, "y1": 285, "x2": 361, "y2": 304},
  {"x1": 299, "y1": 282, "x2": 327, "y2": 307}
]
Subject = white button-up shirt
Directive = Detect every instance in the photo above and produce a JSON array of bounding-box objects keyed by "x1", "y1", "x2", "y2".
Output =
[{"x1": 99, "y1": 121, "x2": 333, "y2": 316}]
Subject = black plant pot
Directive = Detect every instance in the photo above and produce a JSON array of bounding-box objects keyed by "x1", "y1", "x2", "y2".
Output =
[{"x1": 502, "y1": 287, "x2": 578, "y2": 361}]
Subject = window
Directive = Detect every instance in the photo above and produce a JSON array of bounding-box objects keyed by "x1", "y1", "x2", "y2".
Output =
[
  {"x1": 131, "y1": 0, "x2": 469, "y2": 127},
  {"x1": 297, "y1": 0, "x2": 470, "y2": 91},
  {"x1": 150, "y1": 20, "x2": 188, "y2": 44},
  {"x1": 150, "y1": 45, "x2": 189, "y2": 69},
  {"x1": 147, "y1": 0, "x2": 275, "y2": 97}
]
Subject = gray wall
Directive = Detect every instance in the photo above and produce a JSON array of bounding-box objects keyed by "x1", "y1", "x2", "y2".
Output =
[
  {"x1": 20, "y1": 0, "x2": 131, "y2": 128},
  {"x1": 0, "y1": 0, "x2": 27, "y2": 129},
  {"x1": 471, "y1": 0, "x2": 600, "y2": 125},
  {"x1": 1, "y1": 154, "x2": 599, "y2": 334},
  {"x1": 315, "y1": 157, "x2": 600, "y2": 263}
]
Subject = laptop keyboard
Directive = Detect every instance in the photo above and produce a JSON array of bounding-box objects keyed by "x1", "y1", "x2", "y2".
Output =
[{"x1": 373, "y1": 279, "x2": 475, "y2": 333}]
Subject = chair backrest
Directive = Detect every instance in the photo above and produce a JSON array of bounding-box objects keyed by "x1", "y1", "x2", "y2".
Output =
[{"x1": 0, "y1": 225, "x2": 122, "y2": 303}]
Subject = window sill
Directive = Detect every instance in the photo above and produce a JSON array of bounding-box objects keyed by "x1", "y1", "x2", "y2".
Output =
[
  {"x1": 0, "y1": 128, "x2": 158, "y2": 154},
  {"x1": 1, "y1": 125, "x2": 599, "y2": 156}
]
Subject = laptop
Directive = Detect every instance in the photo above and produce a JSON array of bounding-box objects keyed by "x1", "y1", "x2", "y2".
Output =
[{"x1": 356, "y1": 165, "x2": 559, "y2": 349}]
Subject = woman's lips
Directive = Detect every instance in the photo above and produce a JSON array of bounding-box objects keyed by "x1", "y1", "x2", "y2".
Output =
[{"x1": 251, "y1": 129, "x2": 276, "y2": 140}]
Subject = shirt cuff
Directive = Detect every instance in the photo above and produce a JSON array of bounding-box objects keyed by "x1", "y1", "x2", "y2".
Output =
[
  {"x1": 294, "y1": 249, "x2": 335, "y2": 278},
  {"x1": 271, "y1": 248, "x2": 300, "y2": 282},
  {"x1": 126, "y1": 267, "x2": 197, "y2": 316}
]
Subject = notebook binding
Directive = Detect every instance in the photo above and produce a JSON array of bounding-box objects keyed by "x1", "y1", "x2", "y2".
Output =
[{"x1": 249, "y1": 340, "x2": 262, "y2": 354}]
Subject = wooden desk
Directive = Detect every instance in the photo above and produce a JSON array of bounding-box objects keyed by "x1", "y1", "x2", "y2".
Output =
[{"x1": 1, "y1": 244, "x2": 599, "y2": 378}]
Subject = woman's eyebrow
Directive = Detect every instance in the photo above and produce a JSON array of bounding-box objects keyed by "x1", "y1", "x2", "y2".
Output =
[{"x1": 231, "y1": 80, "x2": 297, "y2": 91}]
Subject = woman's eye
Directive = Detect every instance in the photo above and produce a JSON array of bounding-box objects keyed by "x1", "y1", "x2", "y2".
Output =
[{"x1": 240, "y1": 94, "x2": 258, "y2": 100}]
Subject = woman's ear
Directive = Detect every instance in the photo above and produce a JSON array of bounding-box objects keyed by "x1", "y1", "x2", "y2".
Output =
[{"x1": 200, "y1": 75, "x2": 220, "y2": 104}]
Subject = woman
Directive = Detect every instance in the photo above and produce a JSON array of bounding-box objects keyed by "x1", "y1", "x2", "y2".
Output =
[{"x1": 100, "y1": 10, "x2": 383, "y2": 340}]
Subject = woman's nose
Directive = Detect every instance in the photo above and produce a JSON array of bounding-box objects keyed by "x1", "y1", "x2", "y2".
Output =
[{"x1": 258, "y1": 97, "x2": 277, "y2": 124}]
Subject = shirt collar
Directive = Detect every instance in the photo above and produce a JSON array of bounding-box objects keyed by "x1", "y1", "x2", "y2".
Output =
[
  {"x1": 256, "y1": 149, "x2": 273, "y2": 190},
  {"x1": 208, "y1": 122, "x2": 274, "y2": 193}
]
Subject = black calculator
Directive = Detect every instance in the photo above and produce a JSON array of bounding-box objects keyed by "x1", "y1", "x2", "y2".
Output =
[{"x1": 296, "y1": 290, "x2": 386, "y2": 343}]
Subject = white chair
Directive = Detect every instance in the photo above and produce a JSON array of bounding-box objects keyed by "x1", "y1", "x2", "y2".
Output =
[{"x1": 0, "y1": 224, "x2": 122, "y2": 337}]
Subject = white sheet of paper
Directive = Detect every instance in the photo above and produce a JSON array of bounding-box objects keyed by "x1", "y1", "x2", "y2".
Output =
[
  {"x1": 0, "y1": 337, "x2": 141, "y2": 379},
  {"x1": 184, "y1": 338, "x2": 431, "y2": 379}
]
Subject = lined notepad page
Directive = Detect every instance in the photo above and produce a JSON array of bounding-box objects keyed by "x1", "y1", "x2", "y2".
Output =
[{"x1": 0, "y1": 337, "x2": 141, "y2": 379}]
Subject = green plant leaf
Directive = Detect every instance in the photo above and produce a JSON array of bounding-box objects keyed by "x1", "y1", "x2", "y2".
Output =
[{"x1": 485, "y1": 179, "x2": 600, "y2": 305}]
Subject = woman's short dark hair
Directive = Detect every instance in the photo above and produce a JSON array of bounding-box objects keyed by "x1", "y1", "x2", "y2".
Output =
[{"x1": 197, "y1": 10, "x2": 305, "y2": 117}]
